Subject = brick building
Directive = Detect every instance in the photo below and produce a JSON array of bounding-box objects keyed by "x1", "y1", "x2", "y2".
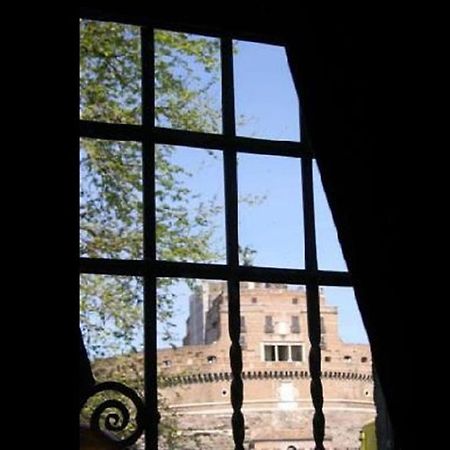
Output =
[{"x1": 157, "y1": 282, "x2": 376, "y2": 449}]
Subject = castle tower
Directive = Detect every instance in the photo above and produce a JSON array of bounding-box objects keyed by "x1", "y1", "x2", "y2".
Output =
[
  {"x1": 183, "y1": 281, "x2": 226, "y2": 345},
  {"x1": 158, "y1": 282, "x2": 376, "y2": 449}
]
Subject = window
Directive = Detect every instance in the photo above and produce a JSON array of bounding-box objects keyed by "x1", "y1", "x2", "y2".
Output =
[
  {"x1": 320, "y1": 334, "x2": 326, "y2": 350},
  {"x1": 278, "y1": 345, "x2": 289, "y2": 361},
  {"x1": 291, "y1": 345, "x2": 303, "y2": 362},
  {"x1": 79, "y1": 9, "x2": 358, "y2": 450},
  {"x1": 265, "y1": 315, "x2": 274, "y2": 333},
  {"x1": 320, "y1": 316, "x2": 326, "y2": 333},
  {"x1": 241, "y1": 315, "x2": 246, "y2": 333},
  {"x1": 319, "y1": 316, "x2": 326, "y2": 349},
  {"x1": 264, "y1": 345, "x2": 276, "y2": 361},
  {"x1": 263, "y1": 344, "x2": 303, "y2": 362},
  {"x1": 291, "y1": 315, "x2": 300, "y2": 333}
]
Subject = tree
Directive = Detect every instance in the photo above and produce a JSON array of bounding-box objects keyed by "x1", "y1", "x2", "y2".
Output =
[
  {"x1": 80, "y1": 19, "x2": 231, "y2": 449},
  {"x1": 239, "y1": 245, "x2": 257, "y2": 266},
  {"x1": 80, "y1": 20, "x2": 224, "y2": 358}
]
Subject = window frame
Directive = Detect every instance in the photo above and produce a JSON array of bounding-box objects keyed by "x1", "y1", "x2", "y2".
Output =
[{"x1": 79, "y1": 9, "x2": 354, "y2": 450}]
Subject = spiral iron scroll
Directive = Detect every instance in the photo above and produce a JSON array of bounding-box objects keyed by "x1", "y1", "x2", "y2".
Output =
[{"x1": 80, "y1": 381, "x2": 146, "y2": 448}]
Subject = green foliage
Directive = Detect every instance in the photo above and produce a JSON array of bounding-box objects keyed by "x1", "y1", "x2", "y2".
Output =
[
  {"x1": 80, "y1": 21, "x2": 141, "y2": 124},
  {"x1": 79, "y1": 20, "x2": 257, "y2": 447},
  {"x1": 154, "y1": 29, "x2": 222, "y2": 133},
  {"x1": 81, "y1": 353, "x2": 199, "y2": 449},
  {"x1": 80, "y1": 21, "x2": 222, "y2": 358},
  {"x1": 80, "y1": 19, "x2": 225, "y2": 448},
  {"x1": 80, "y1": 354, "x2": 144, "y2": 441},
  {"x1": 80, "y1": 274, "x2": 143, "y2": 357},
  {"x1": 239, "y1": 245, "x2": 257, "y2": 266}
]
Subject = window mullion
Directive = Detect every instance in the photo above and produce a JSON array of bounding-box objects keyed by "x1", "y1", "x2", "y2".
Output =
[
  {"x1": 221, "y1": 35, "x2": 245, "y2": 450},
  {"x1": 141, "y1": 25, "x2": 158, "y2": 450}
]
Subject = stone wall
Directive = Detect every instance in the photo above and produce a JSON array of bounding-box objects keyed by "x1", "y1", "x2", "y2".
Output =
[
  {"x1": 90, "y1": 284, "x2": 375, "y2": 449},
  {"x1": 160, "y1": 404, "x2": 375, "y2": 449}
]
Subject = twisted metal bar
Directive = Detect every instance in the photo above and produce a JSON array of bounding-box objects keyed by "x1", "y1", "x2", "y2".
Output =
[
  {"x1": 80, "y1": 381, "x2": 146, "y2": 448},
  {"x1": 301, "y1": 149, "x2": 325, "y2": 449},
  {"x1": 228, "y1": 279, "x2": 245, "y2": 450},
  {"x1": 221, "y1": 33, "x2": 245, "y2": 450},
  {"x1": 306, "y1": 284, "x2": 325, "y2": 450}
]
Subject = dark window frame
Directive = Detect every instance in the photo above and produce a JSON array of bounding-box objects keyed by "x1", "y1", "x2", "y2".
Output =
[{"x1": 79, "y1": 9, "x2": 353, "y2": 450}]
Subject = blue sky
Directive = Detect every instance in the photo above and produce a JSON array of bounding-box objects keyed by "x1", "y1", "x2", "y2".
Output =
[{"x1": 156, "y1": 40, "x2": 368, "y2": 347}]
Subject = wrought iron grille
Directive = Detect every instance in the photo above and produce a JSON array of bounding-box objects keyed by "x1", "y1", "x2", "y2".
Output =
[{"x1": 79, "y1": 9, "x2": 353, "y2": 450}]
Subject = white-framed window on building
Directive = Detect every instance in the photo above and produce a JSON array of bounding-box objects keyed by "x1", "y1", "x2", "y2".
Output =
[
  {"x1": 263, "y1": 343, "x2": 304, "y2": 362},
  {"x1": 264, "y1": 315, "x2": 274, "y2": 333}
]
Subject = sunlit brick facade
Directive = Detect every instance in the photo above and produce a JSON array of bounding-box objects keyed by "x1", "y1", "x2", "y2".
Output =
[{"x1": 157, "y1": 282, "x2": 375, "y2": 450}]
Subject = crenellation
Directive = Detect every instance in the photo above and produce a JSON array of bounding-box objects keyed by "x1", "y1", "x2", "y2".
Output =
[
  {"x1": 158, "y1": 282, "x2": 376, "y2": 449},
  {"x1": 92, "y1": 282, "x2": 376, "y2": 449}
]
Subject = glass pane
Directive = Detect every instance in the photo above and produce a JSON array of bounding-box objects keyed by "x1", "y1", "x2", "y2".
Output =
[
  {"x1": 157, "y1": 278, "x2": 229, "y2": 348},
  {"x1": 314, "y1": 160, "x2": 348, "y2": 271},
  {"x1": 291, "y1": 345, "x2": 303, "y2": 361},
  {"x1": 264, "y1": 345, "x2": 276, "y2": 361},
  {"x1": 80, "y1": 138, "x2": 143, "y2": 259},
  {"x1": 278, "y1": 345, "x2": 289, "y2": 361},
  {"x1": 238, "y1": 154, "x2": 304, "y2": 268},
  {"x1": 80, "y1": 274, "x2": 144, "y2": 360},
  {"x1": 80, "y1": 274, "x2": 144, "y2": 448},
  {"x1": 319, "y1": 286, "x2": 376, "y2": 449},
  {"x1": 80, "y1": 20, "x2": 141, "y2": 124},
  {"x1": 291, "y1": 316, "x2": 300, "y2": 333},
  {"x1": 157, "y1": 278, "x2": 232, "y2": 449},
  {"x1": 240, "y1": 283, "x2": 313, "y2": 449},
  {"x1": 155, "y1": 30, "x2": 222, "y2": 133},
  {"x1": 155, "y1": 145, "x2": 225, "y2": 263},
  {"x1": 234, "y1": 40, "x2": 300, "y2": 141},
  {"x1": 241, "y1": 315, "x2": 246, "y2": 333}
]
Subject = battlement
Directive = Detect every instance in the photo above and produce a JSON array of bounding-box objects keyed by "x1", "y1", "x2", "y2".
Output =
[
  {"x1": 157, "y1": 343, "x2": 372, "y2": 376},
  {"x1": 159, "y1": 281, "x2": 371, "y2": 378},
  {"x1": 92, "y1": 282, "x2": 375, "y2": 450}
]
